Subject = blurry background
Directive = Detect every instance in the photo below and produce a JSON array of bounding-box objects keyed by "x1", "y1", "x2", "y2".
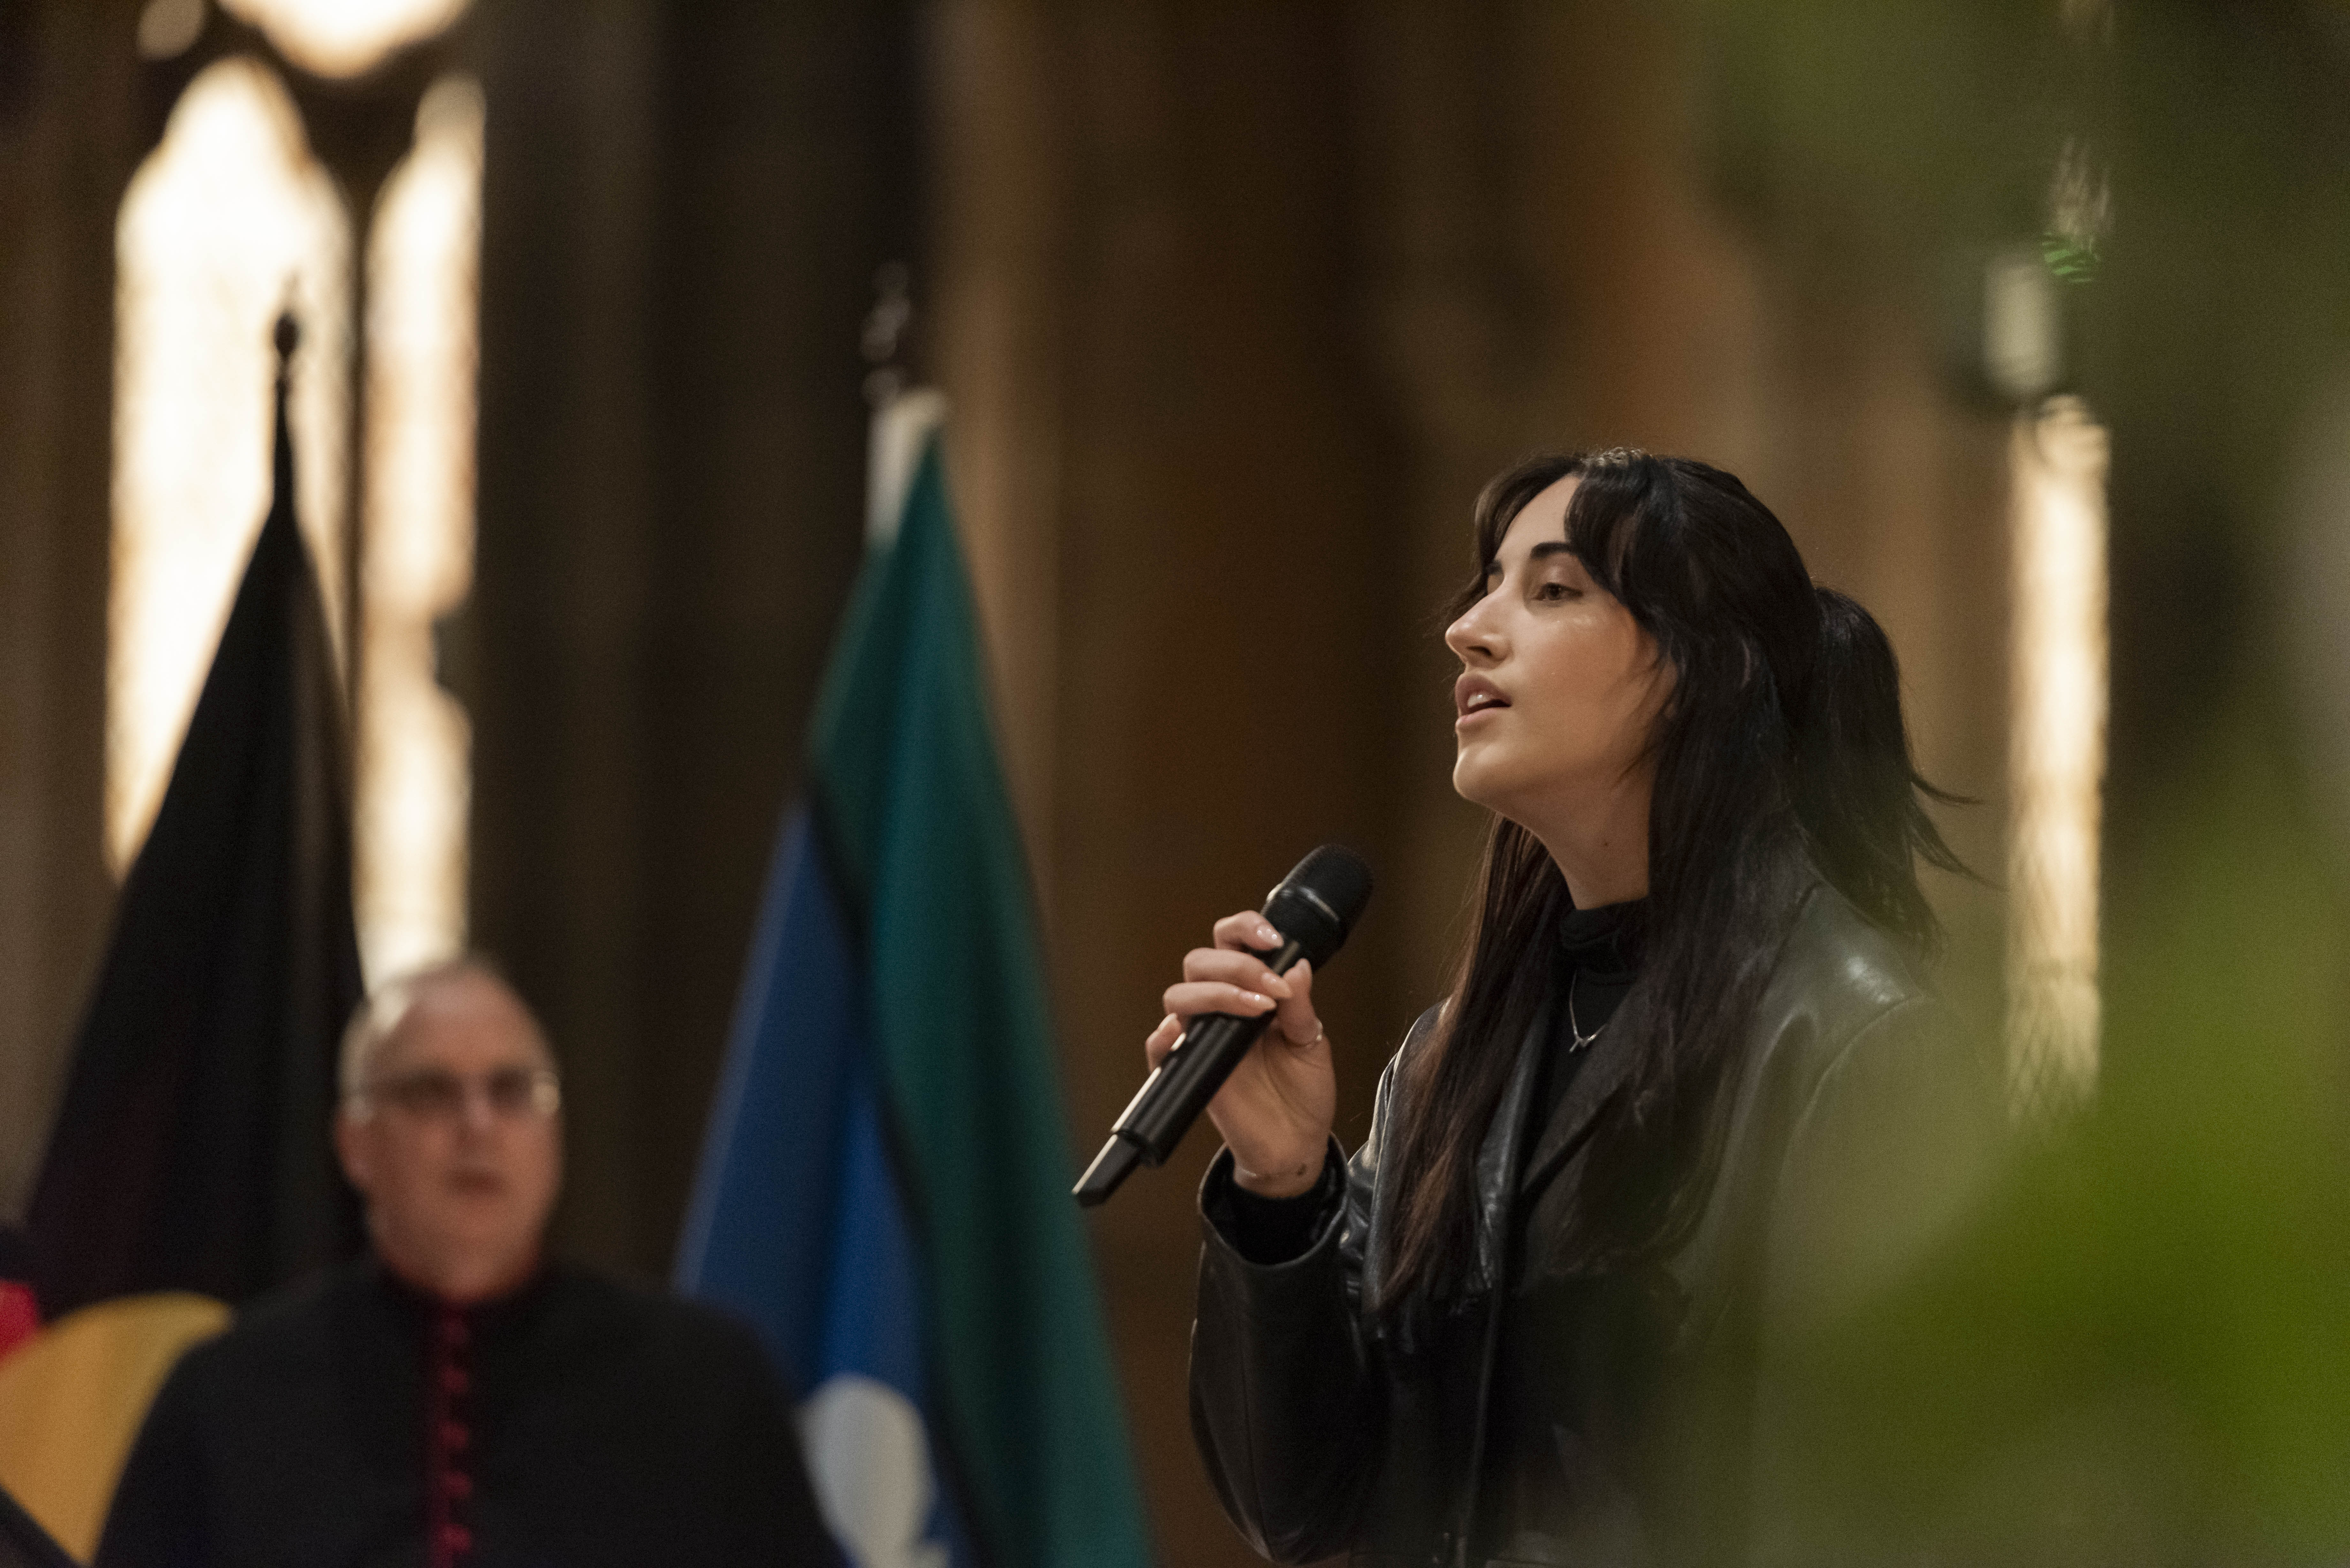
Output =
[{"x1": 7, "y1": 1, "x2": 2350, "y2": 1563}]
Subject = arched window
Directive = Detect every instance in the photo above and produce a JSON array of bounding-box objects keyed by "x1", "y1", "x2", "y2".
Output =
[
  {"x1": 110, "y1": 54, "x2": 353, "y2": 874},
  {"x1": 111, "y1": 2, "x2": 480, "y2": 984},
  {"x1": 355, "y1": 76, "x2": 483, "y2": 982},
  {"x1": 216, "y1": 0, "x2": 470, "y2": 79}
]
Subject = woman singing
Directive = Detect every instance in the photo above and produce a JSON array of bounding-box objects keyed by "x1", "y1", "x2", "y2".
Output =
[{"x1": 1155, "y1": 451, "x2": 1998, "y2": 1566}]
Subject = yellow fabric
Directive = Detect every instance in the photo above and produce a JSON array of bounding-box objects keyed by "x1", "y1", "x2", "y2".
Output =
[{"x1": 0, "y1": 1293, "x2": 230, "y2": 1563}]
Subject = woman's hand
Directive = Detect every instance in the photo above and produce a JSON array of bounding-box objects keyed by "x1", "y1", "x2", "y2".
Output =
[{"x1": 1146, "y1": 910, "x2": 1337, "y2": 1199}]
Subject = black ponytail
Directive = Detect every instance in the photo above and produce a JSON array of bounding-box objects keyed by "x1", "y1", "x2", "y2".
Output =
[
  {"x1": 1378, "y1": 453, "x2": 1969, "y2": 1310},
  {"x1": 1792, "y1": 586, "x2": 1970, "y2": 955}
]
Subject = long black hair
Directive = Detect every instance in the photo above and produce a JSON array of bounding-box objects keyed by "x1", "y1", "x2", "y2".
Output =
[{"x1": 1377, "y1": 450, "x2": 1966, "y2": 1311}]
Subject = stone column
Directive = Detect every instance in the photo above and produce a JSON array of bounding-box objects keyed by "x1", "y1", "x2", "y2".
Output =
[
  {"x1": 469, "y1": 0, "x2": 918, "y2": 1277},
  {"x1": 0, "y1": 0, "x2": 142, "y2": 1221}
]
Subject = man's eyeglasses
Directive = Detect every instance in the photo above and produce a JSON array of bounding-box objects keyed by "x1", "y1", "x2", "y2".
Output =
[{"x1": 355, "y1": 1066, "x2": 562, "y2": 1123}]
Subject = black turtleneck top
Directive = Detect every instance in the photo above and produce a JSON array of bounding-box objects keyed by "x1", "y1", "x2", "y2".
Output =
[
  {"x1": 1526, "y1": 898, "x2": 1644, "y2": 1207},
  {"x1": 1482, "y1": 901, "x2": 1664, "y2": 1557}
]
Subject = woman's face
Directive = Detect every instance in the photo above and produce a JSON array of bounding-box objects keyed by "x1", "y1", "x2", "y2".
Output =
[{"x1": 1444, "y1": 477, "x2": 1672, "y2": 823}]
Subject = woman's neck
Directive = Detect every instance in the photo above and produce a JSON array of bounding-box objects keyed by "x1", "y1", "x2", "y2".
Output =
[{"x1": 1520, "y1": 772, "x2": 1652, "y2": 909}]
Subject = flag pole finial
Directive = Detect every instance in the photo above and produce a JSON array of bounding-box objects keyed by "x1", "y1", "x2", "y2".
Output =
[{"x1": 862, "y1": 262, "x2": 916, "y2": 409}]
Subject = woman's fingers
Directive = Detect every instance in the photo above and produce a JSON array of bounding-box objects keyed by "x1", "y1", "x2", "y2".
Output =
[
  {"x1": 1210, "y1": 909, "x2": 1285, "y2": 953},
  {"x1": 1180, "y1": 945, "x2": 1293, "y2": 998},
  {"x1": 1150, "y1": 961, "x2": 1318, "y2": 1053},
  {"x1": 1269, "y1": 958, "x2": 1321, "y2": 1046},
  {"x1": 1144, "y1": 1013, "x2": 1181, "y2": 1068},
  {"x1": 1148, "y1": 913, "x2": 1326, "y2": 1107},
  {"x1": 1163, "y1": 979, "x2": 1280, "y2": 1021}
]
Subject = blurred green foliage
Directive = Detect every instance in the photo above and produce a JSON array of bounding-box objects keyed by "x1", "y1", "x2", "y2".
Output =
[
  {"x1": 1777, "y1": 742, "x2": 2350, "y2": 1562},
  {"x1": 1694, "y1": 0, "x2": 2350, "y2": 1557}
]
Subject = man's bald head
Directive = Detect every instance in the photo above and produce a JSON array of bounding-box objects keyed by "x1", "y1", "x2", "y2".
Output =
[{"x1": 339, "y1": 958, "x2": 554, "y2": 1112}]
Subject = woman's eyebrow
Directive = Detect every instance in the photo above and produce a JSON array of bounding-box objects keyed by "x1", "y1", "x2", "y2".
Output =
[{"x1": 1486, "y1": 541, "x2": 1575, "y2": 577}]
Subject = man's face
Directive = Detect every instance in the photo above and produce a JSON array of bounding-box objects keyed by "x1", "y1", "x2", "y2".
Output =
[{"x1": 334, "y1": 973, "x2": 563, "y2": 1293}]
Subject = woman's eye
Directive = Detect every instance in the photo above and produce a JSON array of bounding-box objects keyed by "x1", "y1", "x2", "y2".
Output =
[{"x1": 1535, "y1": 580, "x2": 1575, "y2": 602}]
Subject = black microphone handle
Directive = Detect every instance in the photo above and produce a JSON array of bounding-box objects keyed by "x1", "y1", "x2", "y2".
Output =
[{"x1": 1073, "y1": 937, "x2": 1300, "y2": 1206}]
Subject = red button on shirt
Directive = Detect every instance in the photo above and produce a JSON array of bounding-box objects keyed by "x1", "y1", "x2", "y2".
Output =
[{"x1": 427, "y1": 1305, "x2": 477, "y2": 1568}]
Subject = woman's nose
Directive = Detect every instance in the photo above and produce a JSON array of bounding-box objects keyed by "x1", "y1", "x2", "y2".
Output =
[{"x1": 1445, "y1": 598, "x2": 1502, "y2": 664}]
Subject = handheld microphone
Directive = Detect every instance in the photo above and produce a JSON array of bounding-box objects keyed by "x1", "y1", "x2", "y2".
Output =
[{"x1": 1073, "y1": 845, "x2": 1374, "y2": 1208}]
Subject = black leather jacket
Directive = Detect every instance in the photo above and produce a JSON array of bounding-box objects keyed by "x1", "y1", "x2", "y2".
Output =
[{"x1": 1189, "y1": 882, "x2": 1999, "y2": 1567}]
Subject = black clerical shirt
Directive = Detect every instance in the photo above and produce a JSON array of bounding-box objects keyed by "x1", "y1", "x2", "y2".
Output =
[{"x1": 97, "y1": 1258, "x2": 836, "y2": 1568}]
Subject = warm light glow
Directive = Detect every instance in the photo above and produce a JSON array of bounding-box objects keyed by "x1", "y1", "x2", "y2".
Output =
[
  {"x1": 2007, "y1": 396, "x2": 2109, "y2": 1117},
  {"x1": 355, "y1": 76, "x2": 482, "y2": 984},
  {"x1": 110, "y1": 56, "x2": 351, "y2": 876},
  {"x1": 217, "y1": 0, "x2": 470, "y2": 79},
  {"x1": 136, "y1": 0, "x2": 205, "y2": 61}
]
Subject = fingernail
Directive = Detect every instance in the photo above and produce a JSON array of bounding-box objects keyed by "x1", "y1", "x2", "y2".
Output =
[
  {"x1": 1257, "y1": 922, "x2": 1279, "y2": 944},
  {"x1": 1245, "y1": 992, "x2": 1272, "y2": 1009},
  {"x1": 1264, "y1": 973, "x2": 1292, "y2": 998}
]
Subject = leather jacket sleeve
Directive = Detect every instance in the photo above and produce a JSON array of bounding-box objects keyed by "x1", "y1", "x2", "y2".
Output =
[{"x1": 1188, "y1": 1048, "x2": 1410, "y2": 1564}]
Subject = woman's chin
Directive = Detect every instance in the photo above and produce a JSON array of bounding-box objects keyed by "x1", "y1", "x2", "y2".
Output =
[{"x1": 1450, "y1": 756, "x2": 1508, "y2": 812}]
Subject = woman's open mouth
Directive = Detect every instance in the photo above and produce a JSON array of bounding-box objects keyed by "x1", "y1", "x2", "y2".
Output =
[{"x1": 1455, "y1": 675, "x2": 1510, "y2": 723}]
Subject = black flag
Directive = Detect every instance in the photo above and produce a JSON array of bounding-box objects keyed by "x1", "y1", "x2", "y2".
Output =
[
  {"x1": 0, "y1": 1484, "x2": 74, "y2": 1568},
  {"x1": 26, "y1": 320, "x2": 366, "y2": 1319}
]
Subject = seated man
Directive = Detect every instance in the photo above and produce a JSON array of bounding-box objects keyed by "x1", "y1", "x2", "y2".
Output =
[{"x1": 98, "y1": 959, "x2": 836, "y2": 1568}]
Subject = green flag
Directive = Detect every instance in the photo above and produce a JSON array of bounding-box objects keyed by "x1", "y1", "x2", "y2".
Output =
[{"x1": 809, "y1": 408, "x2": 1153, "y2": 1567}]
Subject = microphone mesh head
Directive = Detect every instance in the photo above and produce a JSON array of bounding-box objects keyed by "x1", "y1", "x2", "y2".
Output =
[{"x1": 1274, "y1": 844, "x2": 1374, "y2": 946}]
